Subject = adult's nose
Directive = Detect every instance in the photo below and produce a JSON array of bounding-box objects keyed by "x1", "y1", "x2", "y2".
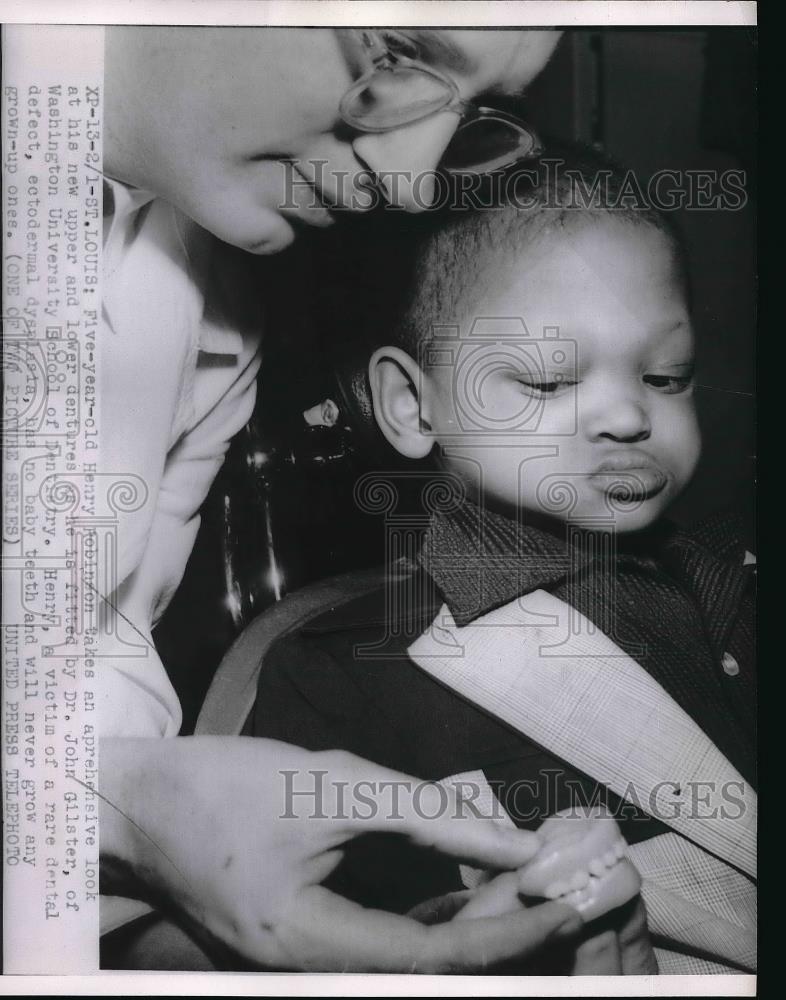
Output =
[
  {"x1": 352, "y1": 110, "x2": 460, "y2": 210},
  {"x1": 586, "y1": 387, "x2": 652, "y2": 443}
]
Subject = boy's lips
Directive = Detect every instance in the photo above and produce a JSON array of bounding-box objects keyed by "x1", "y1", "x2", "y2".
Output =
[{"x1": 589, "y1": 450, "x2": 668, "y2": 498}]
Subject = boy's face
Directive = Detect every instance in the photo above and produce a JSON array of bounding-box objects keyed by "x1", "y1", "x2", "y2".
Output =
[{"x1": 422, "y1": 218, "x2": 701, "y2": 533}]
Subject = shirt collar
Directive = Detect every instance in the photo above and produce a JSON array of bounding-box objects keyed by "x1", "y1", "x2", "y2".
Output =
[
  {"x1": 664, "y1": 508, "x2": 749, "y2": 565},
  {"x1": 103, "y1": 175, "x2": 157, "y2": 247},
  {"x1": 417, "y1": 500, "x2": 583, "y2": 627},
  {"x1": 103, "y1": 176, "x2": 245, "y2": 356},
  {"x1": 417, "y1": 500, "x2": 750, "y2": 629},
  {"x1": 659, "y1": 509, "x2": 753, "y2": 654}
]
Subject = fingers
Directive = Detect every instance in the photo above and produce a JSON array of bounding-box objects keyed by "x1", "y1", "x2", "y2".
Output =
[
  {"x1": 329, "y1": 772, "x2": 541, "y2": 871},
  {"x1": 273, "y1": 887, "x2": 582, "y2": 973},
  {"x1": 403, "y1": 806, "x2": 542, "y2": 871},
  {"x1": 569, "y1": 898, "x2": 657, "y2": 976},
  {"x1": 571, "y1": 929, "x2": 622, "y2": 975},
  {"x1": 407, "y1": 890, "x2": 474, "y2": 925},
  {"x1": 453, "y1": 871, "x2": 523, "y2": 920},
  {"x1": 421, "y1": 900, "x2": 583, "y2": 973},
  {"x1": 618, "y1": 898, "x2": 659, "y2": 975}
]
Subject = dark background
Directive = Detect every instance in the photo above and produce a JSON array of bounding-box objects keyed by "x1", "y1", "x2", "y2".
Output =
[{"x1": 154, "y1": 27, "x2": 757, "y2": 734}]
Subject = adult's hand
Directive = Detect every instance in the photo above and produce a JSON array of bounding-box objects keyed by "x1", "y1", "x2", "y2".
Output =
[
  {"x1": 409, "y1": 873, "x2": 658, "y2": 975},
  {"x1": 570, "y1": 898, "x2": 658, "y2": 976},
  {"x1": 99, "y1": 736, "x2": 584, "y2": 971}
]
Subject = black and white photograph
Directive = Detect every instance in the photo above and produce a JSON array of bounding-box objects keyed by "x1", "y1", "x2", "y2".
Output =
[{"x1": 1, "y1": 1, "x2": 756, "y2": 992}]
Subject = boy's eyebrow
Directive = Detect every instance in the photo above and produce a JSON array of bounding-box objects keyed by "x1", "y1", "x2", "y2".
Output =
[
  {"x1": 653, "y1": 319, "x2": 692, "y2": 340},
  {"x1": 648, "y1": 320, "x2": 695, "y2": 360}
]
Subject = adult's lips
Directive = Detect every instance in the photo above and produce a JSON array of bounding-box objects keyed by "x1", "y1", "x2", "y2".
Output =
[
  {"x1": 279, "y1": 163, "x2": 336, "y2": 228},
  {"x1": 293, "y1": 155, "x2": 390, "y2": 214},
  {"x1": 588, "y1": 450, "x2": 668, "y2": 499},
  {"x1": 236, "y1": 160, "x2": 335, "y2": 253}
]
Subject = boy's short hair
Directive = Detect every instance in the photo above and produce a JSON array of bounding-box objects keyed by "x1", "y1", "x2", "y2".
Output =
[
  {"x1": 315, "y1": 140, "x2": 689, "y2": 451},
  {"x1": 389, "y1": 142, "x2": 689, "y2": 361}
]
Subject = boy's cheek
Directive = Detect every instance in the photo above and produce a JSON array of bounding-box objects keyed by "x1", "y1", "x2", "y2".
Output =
[
  {"x1": 434, "y1": 445, "x2": 519, "y2": 508},
  {"x1": 670, "y1": 410, "x2": 702, "y2": 489}
]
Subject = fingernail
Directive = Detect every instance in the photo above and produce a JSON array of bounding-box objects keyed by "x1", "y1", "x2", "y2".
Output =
[
  {"x1": 501, "y1": 827, "x2": 541, "y2": 850},
  {"x1": 553, "y1": 913, "x2": 584, "y2": 940}
]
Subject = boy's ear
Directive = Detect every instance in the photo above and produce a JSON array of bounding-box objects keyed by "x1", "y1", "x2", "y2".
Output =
[{"x1": 368, "y1": 346, "x2": 434, "y2": 460}]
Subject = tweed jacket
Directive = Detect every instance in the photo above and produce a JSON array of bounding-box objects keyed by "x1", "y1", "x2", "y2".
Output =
[{"x1": 252, "y1": 509, "x2": 756, "y2": 975}]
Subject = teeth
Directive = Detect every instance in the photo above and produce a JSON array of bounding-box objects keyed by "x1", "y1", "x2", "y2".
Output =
[
  {"x1": 564, "y1": 885, "x2": 592, "y2": 907},
  {"x1": 588, "y1": 857, "x2": 606, "y2": 877},
  {"x1": 544, "y1": 880, "x2": 570, "y2": 899},
  {"x1": 569, "y1": 870, "x2": 590, "y2": 892},
  {"x1": 541, "y1": 840, "x2": 629, "y2": 903}
]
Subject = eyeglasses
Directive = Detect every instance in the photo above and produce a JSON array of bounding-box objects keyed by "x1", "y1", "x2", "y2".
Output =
[{"x1": 339, "y1": 29, "x2": 543, "y2": 176}]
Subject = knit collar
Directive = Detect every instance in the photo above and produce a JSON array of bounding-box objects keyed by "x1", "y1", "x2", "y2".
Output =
[
  {"x1": 417, "y1": 500, "x2": 589, "y2": 627},
  {"x1": 417, "y1": 499, "x2": 750, "y2": 629}
]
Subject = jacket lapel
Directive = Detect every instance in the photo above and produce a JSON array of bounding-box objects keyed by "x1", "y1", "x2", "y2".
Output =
[{"x1": 408, "y1": 588, "x2": 756, "y2": 878}]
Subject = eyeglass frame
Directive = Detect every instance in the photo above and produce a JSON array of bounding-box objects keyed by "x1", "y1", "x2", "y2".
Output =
[{"x1": 337, "y1": 28, "x2": 544, "y2": 172}]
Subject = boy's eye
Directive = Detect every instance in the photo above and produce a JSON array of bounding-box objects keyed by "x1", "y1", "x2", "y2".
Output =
[
  {"x1": 643, "y1": 372, "x2": 694, "y2": 394},
  {"x1": 516, "y1": 375, "x2": 577, "y2": 397}
]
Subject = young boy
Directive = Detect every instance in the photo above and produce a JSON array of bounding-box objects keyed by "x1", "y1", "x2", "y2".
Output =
[{"x1": 251, "y1": 150, "x2": 756, "y2": 975}]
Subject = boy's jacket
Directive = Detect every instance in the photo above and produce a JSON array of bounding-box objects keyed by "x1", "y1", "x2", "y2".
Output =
[{"x1": 253, "y1": 513, "x2": 756, "y2": 975}]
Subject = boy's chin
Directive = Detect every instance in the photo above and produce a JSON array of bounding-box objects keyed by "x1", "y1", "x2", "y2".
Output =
[
  {"x1": 483, "y1": 485, "x2": 672, "y2": 535},
  {"x1": 513, "y1": 498, "x2": 669, "y2": 537},
  {"x1": 603, "y1": 491, "x2": 676, "y2": 533}
]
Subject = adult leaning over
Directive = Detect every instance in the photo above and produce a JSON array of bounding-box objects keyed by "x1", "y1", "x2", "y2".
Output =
[{"x1": 96, "y1": 26, "x2": 651, "y2": 972}]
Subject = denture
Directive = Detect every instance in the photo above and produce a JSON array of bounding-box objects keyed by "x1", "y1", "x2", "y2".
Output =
[
  {"x1": 453, "y1": 806, "x2": 642, "y2": 924},
  {"x1": 517, "y1": 806, "x2": 641, "y2": 921}
]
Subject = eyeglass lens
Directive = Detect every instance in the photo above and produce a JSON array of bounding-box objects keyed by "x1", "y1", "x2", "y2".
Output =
[
  {"x1": 344, "y1": 66, "x2": 453, "y2": 130},
  {"x1": 440, "y1": 117, "x2": 538, "y2": 174}
]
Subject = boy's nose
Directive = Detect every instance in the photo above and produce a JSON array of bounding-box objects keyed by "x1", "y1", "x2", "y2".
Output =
[
  {"x1": 587, "y1": 395, "x2": 652, "y2": 443},
  {"x1": 352, "y1": 111, "x2": 460, "y2": 211}
]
